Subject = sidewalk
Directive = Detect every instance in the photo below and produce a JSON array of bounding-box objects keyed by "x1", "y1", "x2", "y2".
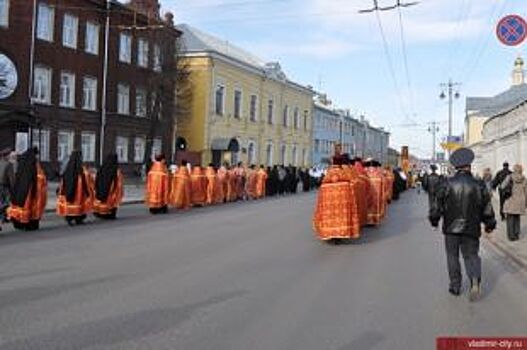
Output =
[
  {"x1": 486, "y1": 199, "x2": 527, "y2": 269},
  {"x1": 45, "y1": 179, "x2": 145, "y2": 211}
]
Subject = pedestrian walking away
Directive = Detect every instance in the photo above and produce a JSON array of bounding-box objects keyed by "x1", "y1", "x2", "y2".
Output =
[
  {"x1": 0, "y1": 148, "x2": 15, "y2": 230},
  {"x1": 429, "y1": 147, "x2": 496, "y2": 302},
  {"x1": 502, "y1": 164, "x2": 527, "y2": 241},
  {"x1": 491, "y1": 162, "x2": 512, "y2": 221},
  {"x1": 423, "y1": 164, "x2": 442, "y2": 212}
]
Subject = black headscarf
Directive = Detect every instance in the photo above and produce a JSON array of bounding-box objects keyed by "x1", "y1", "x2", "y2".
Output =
[
  {"x1": 62, "y1": 151, "x2": 87, "y2": 202},
  {"x1": 11, "y1": 148, "x2": 37, "y2": 207},
  {"x1": 95, "y1": 153, "x2": 118, "y2": 202}
]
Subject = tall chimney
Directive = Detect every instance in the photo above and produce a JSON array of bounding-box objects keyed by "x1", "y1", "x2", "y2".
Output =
[{"x1": 127, "y1": 0, "x2": 160, "y2": 20}]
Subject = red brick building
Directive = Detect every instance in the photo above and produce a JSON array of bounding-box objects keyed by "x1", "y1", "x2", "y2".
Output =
[{"x1": 0, "y1": 0, "x2": 180, "y2": 177}]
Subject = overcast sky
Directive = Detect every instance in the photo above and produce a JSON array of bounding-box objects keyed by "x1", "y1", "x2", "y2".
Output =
[{"x1": 161, "y1": 0, "x2": 522, "y2": 158}]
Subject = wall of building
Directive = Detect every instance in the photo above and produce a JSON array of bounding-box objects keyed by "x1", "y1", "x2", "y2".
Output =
[{"x1": 178, "y1": 54, "x2": 313, "y2": 167}]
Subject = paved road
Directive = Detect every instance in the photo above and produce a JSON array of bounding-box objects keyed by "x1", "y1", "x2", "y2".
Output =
[{"x1": 0, "y1": 192, "x2": 525, "y2": 350}]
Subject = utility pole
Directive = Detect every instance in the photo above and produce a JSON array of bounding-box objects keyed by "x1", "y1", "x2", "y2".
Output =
[
  {"x1": 100, "y1": 0, "x2": 111, "y2": 166},
  {"x1": 439, "y1": 79, "x2": 461, "y2": 158},
  {"x1": 427, "y1": 121, "x2": 439, "y2": 162}
]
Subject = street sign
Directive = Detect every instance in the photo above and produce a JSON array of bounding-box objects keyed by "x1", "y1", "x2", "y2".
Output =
[{"x1": 496, "y1": 15, "x2": 527, "y2": 46}]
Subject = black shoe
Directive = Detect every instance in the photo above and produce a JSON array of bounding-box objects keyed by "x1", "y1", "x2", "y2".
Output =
[{"x1": 449, "y1": 287, "x2": 461, "y2": 296}]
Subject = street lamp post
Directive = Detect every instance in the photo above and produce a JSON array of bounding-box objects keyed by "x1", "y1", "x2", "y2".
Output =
[{"x1": 439, "y1": 79, "x2": 461, "y2": 158}]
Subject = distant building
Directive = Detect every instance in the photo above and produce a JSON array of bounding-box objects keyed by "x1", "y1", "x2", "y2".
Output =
[
  {"x1": 311, "y1": 94, "x2": 390, "y2": 166},
  {"x1": 176, "y1": 24, "x2": 314, "y2": 168},
  {"x1": 0, "y1": 0, "x2": 180, "y2": 177},
  {"x1": 465, "y1": 57, "x2": 527, "y2": 146},
  {"x1": 468, "y1": 57, "x2": 527, "y2": 174}
]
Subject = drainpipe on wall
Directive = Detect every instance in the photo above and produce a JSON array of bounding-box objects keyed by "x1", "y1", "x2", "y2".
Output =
[{"x1": 99, "y1": 0, "x2": 111, "y2": 166}]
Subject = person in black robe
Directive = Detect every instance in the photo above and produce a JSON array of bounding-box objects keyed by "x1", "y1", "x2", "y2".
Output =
[
  {"x1": 270, "y1": 165, "x2": 279, "y2": 196},
  {"x1": 60, "y1": 150, "x2": 91, "y2": 225},
  {"x1": 94, "y1": 154, "x2": 120, "y2": 219},
  {"x1": 265, "y1": 166, "x2": 273, "y2": 196},
  {"x1": 392, "y1": 167, "x2": 406, "y2": 200},
  {"x1": 10, "y1": 148, "x2": 39, "y2": 231},
  {"x1": 290, "y1": 167, "x2": 299, "y2": 194},
  {"x1": 300, "y1": 168, "x2": 310, "y2": 192}
]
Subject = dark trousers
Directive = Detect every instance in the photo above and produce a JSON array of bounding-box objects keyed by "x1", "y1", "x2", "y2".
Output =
[
  {"x1": 499, "y1": 192, "x2": 506, "y2": 220},
  {"x1": 444, "y1": 234, "x2": 481, "y2": 289},
  {"x1": 506, "y1": 214, "x2": 521, "y2": 241}
]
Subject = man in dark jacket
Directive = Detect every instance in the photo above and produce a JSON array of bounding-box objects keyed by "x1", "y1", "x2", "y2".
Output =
[
  {"x1": 424, "y1": 164, "x2": 442, "y2": 210},
  {"x1": 491, "y1": 162, "x2": 512, "y2": 221},
  {"x1": 429, "y1": 148, "x2": 496, "y2": 301}
]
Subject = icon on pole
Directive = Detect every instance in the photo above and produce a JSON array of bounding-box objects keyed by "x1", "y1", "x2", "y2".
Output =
[{"x1": 496, "y1": 15, "x2": 527, "y2": 46}]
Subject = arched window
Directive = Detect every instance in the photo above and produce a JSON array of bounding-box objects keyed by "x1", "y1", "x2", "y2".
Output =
[
  {"x1": 281, "y1": 144, "x2": 287, "y2": 165},
  {"x1": 283, "y1": 105, "x2": 288, "y2": 127},
  {"x1": 292, "y1": 145, "x2": 297, "y2": 166},
  {"x1": 266, "y1": 143, "x2": 273, "y2": 166},
  {"x1": 248, "y1": 141, "x2": 256, "y2": 165},
  {"x1": 302, "y1": 148, "x2": 307, "y2": 166},
  {"x1": 294, "y1": 107, "x2": 299, "y2": 129}
]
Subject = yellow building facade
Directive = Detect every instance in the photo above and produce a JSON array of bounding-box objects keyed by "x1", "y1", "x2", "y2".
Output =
[{"x1": 177, "y1": 25, "x2": 314, "y2": 167}]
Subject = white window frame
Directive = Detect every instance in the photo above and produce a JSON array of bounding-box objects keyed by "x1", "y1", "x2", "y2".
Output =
[
  {"x1": 151, "y1": 137, "x2": 162, "y2": 160},
  {"x1": 267, "y1": 98, "x2": 274, "y2": 124},
  {"x1": 37, "y1": 3, "x2": 54, "y2": 42},
  {"x1": 215, "y1": 84, "x2": 225, "y2": 116},
  {"x1": 234, "y1": 89, "x2": 242, "y2": 119},
  {"x1": 247, "y1": 141, "x2": 256, "y2": 165},
  {"x1": 134, "y1": 136, "x2": 146, "y2": 163},
  {"x1": 32, "y1": 65, "x2": 52, "y2": 104},
  {"x1": 137, "y1": 38, "x2": 149, "y2": 68},
  {"x1": 266, "y1": 142, "x2": 273, "y2": 167},
  {"x1": 115, "y1": 136, "x2": 129, "y2": 163},
  {"x1": 62, "y1": 13, "x2": 78, "y2": 49},
  {"x1": 59, "y1": 71, "x2": 76, "y2": 108},
  {"x1": 119, "y1": 32, "x2": 132, "y2": 63},
  {"x1": 117, "y1": 83, "x2": 130, "y2": 115},
  {"x1": 32, "y1": 129, "x2": 50, "y2": 161},
  {"x1": 293, "y1": 107, "x2": 299, "y2": 129},
  {"x1": 281, "y1": 144, "x2": 287, "y2": 165},
  {"x1": 249, "y1": 94, "x2": 258, "y2": 122},
  {"x1": 81, "y1": 132, "x2": 96, "y2": 162},
  {"x1": 85, "y1": 21, "x2": 99, "y2": 55},
  {"x1": 283, "y1": 105, "x2": 289, "y2": 127},
  {"x1": 57, "y1": 130, "x2": 74, "y2": 163},
  {"x1": 153, "y1": 44, "x2": 162, "y2": 72},
  {"x1": 135, "y1": 87, "x2": 147, "y2": 117},
  {"x1": 0, "y1": 0, "x2": 9, "y2": 27},
  {"x1": 82, "y1": 76, "x2": 97, "y2": 111}
]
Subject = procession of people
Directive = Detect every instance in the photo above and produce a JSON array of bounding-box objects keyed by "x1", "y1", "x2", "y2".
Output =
[
  {"x1": 313, "y1": 143, "x2": 403, "y2": 242},
  {"x1": 0, "y1": 149, "x2": 317, "y2": 232}
]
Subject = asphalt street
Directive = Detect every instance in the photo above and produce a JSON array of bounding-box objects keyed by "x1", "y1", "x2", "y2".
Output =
[{"x1": 0, "y1": 191, "x2": 525, "y2": 350}]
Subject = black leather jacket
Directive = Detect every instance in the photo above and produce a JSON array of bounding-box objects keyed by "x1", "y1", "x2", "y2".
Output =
[
  {"x1": 424, "y1": 172, "x2": 441, "y2": 196},
  {"x1": 429, "y1": 170, "x2": 496, "y2": 237}
]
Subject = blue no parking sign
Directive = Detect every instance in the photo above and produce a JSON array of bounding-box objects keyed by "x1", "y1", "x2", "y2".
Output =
[{"x1": 496, "y1": 15, "x2": 527, "y2": 46}]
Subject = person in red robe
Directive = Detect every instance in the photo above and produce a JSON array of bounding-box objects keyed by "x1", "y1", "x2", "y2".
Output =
[
  {"x1": 7, "y1": 147, "x2": 47, "y2": 231},
  {"x1": 205, "y1": 164, "x2": 217, "y2": 206},
  {"x1": 169, "y1": 160, "x2": 192, "y2": 210},
  {"x1": 216, "y1": 163, "x2": 228, "y2": 203},
  {"x1": 246, "y1": 165, "x2": 258, "y2": 200},
  {"x1": 255, "y1": 165, "x2": 268, "y2": 199},
  {"x1": 234, "y1": 162, "x2": 246, "y2": 200},
  {"x1": 313, "y1": 159, "x2": 360, "y2": 242},
  {"x1": 383, "y1": 166, "x2": 395, "y2": 204},
  {"x1": 145, "y1": 154, "x2": 169, "y2": 214},
  {"x1": 365, "y1": 159, "x2": 386, "y2": 226},
  {"x1": 57, "y1": 150, "x2": 95, "y2": 225},
  {"x1": 342, "y1": 163, "x2": 368, "y2": 229},
  {"x1": 190, "y1": 166, "x2": 207, "y2": 207},
  {"x1": 94, "y1": 154, "x2": 124, "y2": 219},
  {"x1": 227, "y1": 167, "x2": 237, "y2": 202}
]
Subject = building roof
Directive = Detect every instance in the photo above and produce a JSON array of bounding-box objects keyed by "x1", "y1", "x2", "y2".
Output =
[
  {"x1": 466, "y1": 83, "x2": 527, "y2": 118},
  {"x1": 176, "y1": 24, "x2": 313, "y2": 94},
  {"x1": 177, "y1": 24, "x2": 267, "y2": 70}
]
